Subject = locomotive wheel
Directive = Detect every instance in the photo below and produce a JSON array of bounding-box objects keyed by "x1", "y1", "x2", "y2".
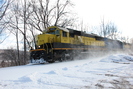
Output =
[
  {"x1": 59, "y1": 57, "x2": 64, "y2": 62},
  {"x1": 59, "y1": 55, "x2": 65, "y2": 62},
  {"x1": 69, "y1": 54, "x2": 74, "y2": 60},
  {"x1": 48, "y1": 61, "x2": 55, "y2": 63},
  {"x1": 47, "y1": 58, "x2": 55, "y2": 63},
  {"x1": 68, "y1": 52, "x2": 74, "y2": 60},
  {"x1": 59, "y1": 53, "x2": 66, "y2": 62}
]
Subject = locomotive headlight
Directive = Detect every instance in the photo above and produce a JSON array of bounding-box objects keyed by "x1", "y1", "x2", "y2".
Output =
[{"x1": 30, "y1": 47, "x2": 33, "y2": 50}]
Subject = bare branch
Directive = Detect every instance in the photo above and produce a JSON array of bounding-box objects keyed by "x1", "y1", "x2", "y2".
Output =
[{"x1": 0, "y1": 0, "x2": 11, "y2": 21}]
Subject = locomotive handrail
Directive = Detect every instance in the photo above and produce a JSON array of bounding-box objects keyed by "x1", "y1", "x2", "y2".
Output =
[
  {"x1": 45, "y1": 44, "x2": 48, "y2": 53},
  {"x1": 50, "y1": 42, "x2": 53, "y2": 54}
]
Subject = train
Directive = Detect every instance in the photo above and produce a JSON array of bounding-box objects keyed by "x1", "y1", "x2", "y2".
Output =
[{"x1": 30, "y1": 26, "x2": 131, "y2": 63}]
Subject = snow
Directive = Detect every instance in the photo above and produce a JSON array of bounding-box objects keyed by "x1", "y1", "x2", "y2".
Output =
[{"x1": 0, "y1": 53, "x2": 133, "y2": 89}]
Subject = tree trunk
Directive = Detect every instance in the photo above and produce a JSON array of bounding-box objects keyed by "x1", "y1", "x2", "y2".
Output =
[
  {"x1": 23, "y1": 0, "x2": 27, "y2": 65},
  {"x1": 16, "y1": 27, "x2": 20, "y2": 65}
]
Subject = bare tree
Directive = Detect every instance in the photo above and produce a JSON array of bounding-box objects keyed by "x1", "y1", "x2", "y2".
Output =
[
  {"x1": 106, "y1": 22, "x2": 118, "y2": 39},
  {"x1": 8, "y1": 2, "x2": 21, "y2": 65},
  {"x1": 6, "y1": 0, "x2": 32, "y2": 65},
  {"x1": 99, "y1": 18, "x2": 118, "y2": 39},
  {"x1": 54, "y1": 0, "x2": 73, "y2": 26},
  {"x1": 121, "y1": 36, "x2": 130, "y2": 43},
  {"x1": 0, "y1": 0, "x2": 11, "y2": 43},
  {"x1": 23, "y1": 0, "x2": 27, "y2": 64},
  {"x1": 0, "y1": 0, "x2": 10, "y2": 20},
  {"x1": 27, "y1": 0, "x2": 74, "y2": 32},
  {"x1": 100, "y1": 18, "x2": 106, "y2": 37},
  {"x1": 15, "y1": 0, "x2": 31, "y2": 64}
]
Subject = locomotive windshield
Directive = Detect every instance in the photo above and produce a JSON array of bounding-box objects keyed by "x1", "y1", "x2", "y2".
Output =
[
  {"x1": 49, "y1": 28, "x2": 56, "y2": 31},
  {"x1": 47, "y1": 29, "x2": 60, "y2": 35}
]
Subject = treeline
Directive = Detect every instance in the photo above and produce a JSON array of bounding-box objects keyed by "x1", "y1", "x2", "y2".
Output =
[{"x1": 0, "y1": 49, "x2": 29, "y2": 67}]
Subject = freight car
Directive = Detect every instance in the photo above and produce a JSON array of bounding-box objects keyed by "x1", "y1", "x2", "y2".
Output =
[{"x1": 30, "y1": 26, "x2": 130, "y2": 63}]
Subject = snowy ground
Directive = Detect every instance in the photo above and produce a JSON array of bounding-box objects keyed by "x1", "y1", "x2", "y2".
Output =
[{"x1": 0, "y1": 53, "x2": 133, "y2": 89}]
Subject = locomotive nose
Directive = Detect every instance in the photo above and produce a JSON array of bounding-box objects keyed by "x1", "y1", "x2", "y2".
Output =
[{"x1": 30, "y1": 50, "x2": 47, "y2": 63}]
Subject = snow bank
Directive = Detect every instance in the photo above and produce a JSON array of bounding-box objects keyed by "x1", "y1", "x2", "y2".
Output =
[
  {"x1": 100, "y1": 54, "x2": 133, "y2": 64},
  {"x1": 0, "y1": 54, "x2": 133, "y2": 89}
]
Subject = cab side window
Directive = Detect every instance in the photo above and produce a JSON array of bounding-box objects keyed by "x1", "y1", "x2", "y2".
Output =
[{"x1": 62, "y1": 31, "x2": 67, "y2": 37}]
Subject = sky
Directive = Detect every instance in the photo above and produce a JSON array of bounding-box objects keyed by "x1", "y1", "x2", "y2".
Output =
[
  {"x1": 72, "y1": 0, "x2": 133, "y2": 38},
  {"x1": 0, "y1": 0, "x2": 3, "y2": 4}
]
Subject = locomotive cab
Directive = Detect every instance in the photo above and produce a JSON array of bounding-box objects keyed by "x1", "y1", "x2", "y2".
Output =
[{"x1": 37, "y1": 26, "x2": 70, "y2": 46}]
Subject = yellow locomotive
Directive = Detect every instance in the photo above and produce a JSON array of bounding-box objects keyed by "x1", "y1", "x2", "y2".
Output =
[
  {"x1": 30, "y1": 26, "x2": 105, "y2": 63},
  {"x1": 30, "y1": 26, "x2": 128, "y2": 63}
]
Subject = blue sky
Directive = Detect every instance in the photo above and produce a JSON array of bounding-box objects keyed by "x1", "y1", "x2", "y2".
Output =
[{"x1": 0, "y1": 0, "x2": 4, "y2": 4}]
